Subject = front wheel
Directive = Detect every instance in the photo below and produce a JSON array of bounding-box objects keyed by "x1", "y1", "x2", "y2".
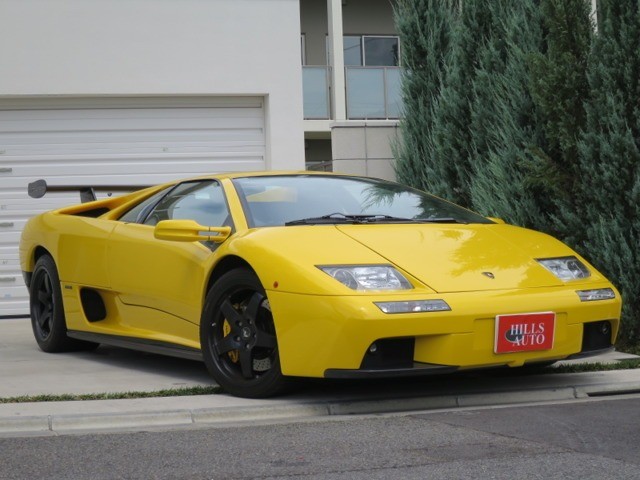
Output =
[{"x1": 200, "y1": 268, "x2": 289, "y2": 398}]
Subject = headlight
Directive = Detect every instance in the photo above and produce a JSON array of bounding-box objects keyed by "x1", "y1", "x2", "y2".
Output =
[
  {"x1": 576, "y1": 288, "x2": 616, "y2": 302},
  {"x1": 537, "y1": 256, "x2": 591, "y2": 281},
  {"x1": 318, "y1": 265, "x2": 412, "y2": 291}
]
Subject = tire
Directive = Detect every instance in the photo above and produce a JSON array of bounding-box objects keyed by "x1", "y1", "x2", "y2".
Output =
[
  {"x1": 200, "y1": 268, "x2": 288, "y2": 398},
  {"x1": 29, "y1": 255, "x2": 98, "y2": 352}
]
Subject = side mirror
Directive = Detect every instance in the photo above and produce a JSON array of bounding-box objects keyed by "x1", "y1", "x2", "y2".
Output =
[
  {"x1": 154, "y1": 220, "x2": 231, "y2": 243},
  {"x1": 487, "y1": 217, "x2": 506, "y2": 224}
]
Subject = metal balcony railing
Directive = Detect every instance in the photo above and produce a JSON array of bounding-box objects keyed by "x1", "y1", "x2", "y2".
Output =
[
  {"x1": 345, "y1": 66, "x2": 402, "y2": 120},
  {"x1": 302, "y1": 66, "x2": 331, "y2": 120},
  {"x1": 305, "y1": 160, "x2": 333, "y2": 172},
  {"x1": 302, "y1": 66, "x2": 403, "y2": 120}
]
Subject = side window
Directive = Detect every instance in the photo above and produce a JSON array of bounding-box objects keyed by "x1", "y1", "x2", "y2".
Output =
[
  {"x1": 118, "y1": 186, "x2": 173, "y2": 223},
  {"x1": 143, "y1": 181, "x2": 231, "y2": 227}
]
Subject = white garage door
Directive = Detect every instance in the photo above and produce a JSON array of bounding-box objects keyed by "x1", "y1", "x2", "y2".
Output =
[{"x1": 0, "y1": 96, "x2": 266, "y2": 316}]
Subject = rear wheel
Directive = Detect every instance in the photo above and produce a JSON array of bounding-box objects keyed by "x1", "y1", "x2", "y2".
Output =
[
  {"x1": 200, "y1": 268, "x2": 288, "y2": 398},
  {"x1": 29, "y1": 255, "x2": 98, "y2": 352}
]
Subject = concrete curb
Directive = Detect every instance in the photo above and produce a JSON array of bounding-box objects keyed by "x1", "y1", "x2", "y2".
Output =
[
  {"x1": 2, "y1": 319, "x2": 639, "y2": 437},
  {"x1": 2, "y1": 375, "x2": 639, "y2": 437}
]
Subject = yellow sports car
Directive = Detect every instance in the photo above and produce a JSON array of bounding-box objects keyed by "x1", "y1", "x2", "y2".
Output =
[{"x1": 20, "y1": 172, "x2": 621, "y2": 397}]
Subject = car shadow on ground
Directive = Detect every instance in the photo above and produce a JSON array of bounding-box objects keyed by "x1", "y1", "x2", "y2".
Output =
[
  {"x1": 66, "y1": 344, "x2": 211, "y2": 382},
  {"x1": 46, "y1": 343, "x2": 557, "y2": 400}
]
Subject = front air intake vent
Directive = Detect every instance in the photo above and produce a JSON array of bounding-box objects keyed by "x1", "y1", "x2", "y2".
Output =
[
  {"x1": 360, "y1": 338, "x2": 415, "y2": 370},
  {"x1": 80, "y1": 288, "x2": 107, "y2": 322},
  {"x1": 582, "y1": 320, "x2": 612, "y2": 352}
]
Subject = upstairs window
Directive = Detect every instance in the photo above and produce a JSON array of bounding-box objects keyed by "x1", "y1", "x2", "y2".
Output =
[{"x1": 343, "y1": 35, "x2": 400, "y2": 66}]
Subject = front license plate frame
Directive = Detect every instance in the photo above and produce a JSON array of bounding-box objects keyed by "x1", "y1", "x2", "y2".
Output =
[{"x1": 494, "y1": 312, "x2": 556, "y2": 354}]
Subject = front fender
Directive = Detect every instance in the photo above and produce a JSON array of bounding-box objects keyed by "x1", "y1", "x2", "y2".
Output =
[{"x1": 220, "y1": 226, "x2": 397, "y2": 296}]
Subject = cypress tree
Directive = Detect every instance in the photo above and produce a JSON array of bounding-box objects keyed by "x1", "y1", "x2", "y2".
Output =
[
  {"x1": 573, "y1": 0, "x2": 640, "y2": 343},
  {"x1": 393, "y1": 0, "x2": 458, "y2": 193},
  {"x1": 468, "y1": 0, "x2": 550, "y2": 230},
  {"x1": 393, "y1": 0, "x2": 640, "y2": 344},
  {"x1": 528, "y1": 0, "x2": 593, "y2": 239},
  {"x1": 427, "y1": 0, "x2": 496, "y2": 206}
]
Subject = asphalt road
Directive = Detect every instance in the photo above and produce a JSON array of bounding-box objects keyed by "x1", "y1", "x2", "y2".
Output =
[{"x1": 1, "y1": 395, "x2": 638, "y2": 480}]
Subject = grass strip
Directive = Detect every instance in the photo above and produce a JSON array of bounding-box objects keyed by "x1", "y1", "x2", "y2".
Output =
[
  {"x1": 550, "y1": 358, "x2": 640, "y2": 374},
  {"x1": 2, "y1": 359, "x2": 639, "y2": 404},
  {"x1": 616, "y1": 344, "x2": 640, "y2": 356},
  {"x1": 0, "y1": 385, "x2": 222, "y2": 404}
]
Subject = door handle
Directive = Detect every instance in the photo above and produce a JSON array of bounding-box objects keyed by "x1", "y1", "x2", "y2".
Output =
[
  {"x1": 0, "y1": 276, "x2": 16, "y2": 283},
  {"x1": 0, "y1": 222, "x2": 14, "y2": 228}
]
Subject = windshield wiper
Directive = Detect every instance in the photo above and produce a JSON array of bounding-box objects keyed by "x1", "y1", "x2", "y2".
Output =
[
  {"x1": 414, "y1": 217, "x2": 468, "y2": 224},
  {"x1": 285, "y1": 213, "x2": 469, "y2": 226},
  {"x1": 287, "y1": 213, "x2": 439, "y2": 226},
  {"x1": 355, "y1": 215, "x2": 468, "y2": 224},
  {"x1": 284, "y1": 213, "x2": 368, "y2": 226}
]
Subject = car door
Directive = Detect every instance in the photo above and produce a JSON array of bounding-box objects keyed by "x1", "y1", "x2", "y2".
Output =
[{"x1": 108, "y1": 180, "x2": 232, "y2": 325}]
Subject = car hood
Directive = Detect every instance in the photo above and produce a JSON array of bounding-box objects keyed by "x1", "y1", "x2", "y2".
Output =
[{"x1": 335, "y1": 223, "x2": 598, "y2": 293}]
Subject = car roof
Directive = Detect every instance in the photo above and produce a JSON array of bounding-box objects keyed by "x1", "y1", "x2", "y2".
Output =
[
  {"x1": 166, "y1": 171, "x2": 376, "y2": 186},
  {"x1": 190, "y1": 171, "x2": 355, "y2": 181}
]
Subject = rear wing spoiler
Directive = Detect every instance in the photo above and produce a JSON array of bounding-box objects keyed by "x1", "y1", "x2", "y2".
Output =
[{"x1": 28, "y1": 179, "x2": 150, "y2": 203}]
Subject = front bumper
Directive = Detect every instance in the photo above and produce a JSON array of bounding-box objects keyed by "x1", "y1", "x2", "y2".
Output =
[{"x1": 266, "y1": 284, "x2": 621, "y2": 378}]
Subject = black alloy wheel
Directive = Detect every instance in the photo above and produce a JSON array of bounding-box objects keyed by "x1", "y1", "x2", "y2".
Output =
[
  {"x1": 30, "y1": 254, "x2": 97, "y2": 352},
  {"x1": 201, "y1": 268, "x2": 288, "y2": 398}
]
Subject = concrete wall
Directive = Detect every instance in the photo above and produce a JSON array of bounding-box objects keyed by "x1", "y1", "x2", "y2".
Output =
[
  {"x1": 300, "y1": 0, "x2": 329, "y2": 65},
  {"x1": 305, "y1": 139, "x2": 333, "y2": 163},
  {"x1": 0, "y1": 0, "x2": 305, "y2": 170},
  {"x1": 331, "y1": 123, "x2": 399, "y2": 181},
  {"x1": 343, "y1": 0, "x2": 397, "y2": 35},
  {"x1": 300, "y1": 0, "x2": 397, "y2": 65}
]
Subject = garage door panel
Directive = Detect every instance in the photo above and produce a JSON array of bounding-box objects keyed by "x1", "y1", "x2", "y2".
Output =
[
  {"x1": 0, "y1": 163, "x2": 265, "y2": 189},
  {"x1": 0, "y1": 253, "x2": 20, "y2": 270},
  {"x1": 4, "y1": 153, "x2": 265, "y2": 175},
  {"x1": 0, "y1": 106, "x2": 264, "y2": 128},
  {"x1": 0, "y1": 230, "x2": 25, "y2": 245},
  {"x1": 0, "y1": 96, "x2": 263, "y2": 110},
  {"x1": 1, "y1": 133, "x2": 266, "y2": 151},
  {"x1": 2, "y1": 146, "x2": 265, "y2": 162},
  {"x1": 0, "y1": 248, "x2": 19, "y2": 258},
  {"x1": 0, "y1": 96, "x2": 266, "y2": 316},
  {"x1": 1, "y1": 262, "x2": 21, "y2": 276},
  {"x1": 2, "y1": 133, "x2": 265, "y2": 149},
  {"x1": 0, "y1": 117, "x2": 262, "y2": 137},
  {"x1": 0, "y1": 197, "x2": 81, "y2": 217},
  {"x1": 0, "y1": 297, "x2": 29, "y2": 316},
  {"x1": 0, "y1": 103, "x2": 263, "y2": 120}
]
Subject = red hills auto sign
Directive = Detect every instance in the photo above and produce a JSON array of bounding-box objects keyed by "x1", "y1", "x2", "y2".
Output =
[{"x1": 494, "y1": 312, "x2": 555, "y2": 354}]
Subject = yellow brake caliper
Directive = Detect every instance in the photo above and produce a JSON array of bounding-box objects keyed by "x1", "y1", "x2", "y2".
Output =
[{"x1": 222, "y1": 319, "x2": 239, "y2": 363}]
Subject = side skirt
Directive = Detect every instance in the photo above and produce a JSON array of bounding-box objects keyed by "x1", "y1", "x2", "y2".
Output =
[{"x1": 67, "y1": 330, "x2": 203, "y2": 362}]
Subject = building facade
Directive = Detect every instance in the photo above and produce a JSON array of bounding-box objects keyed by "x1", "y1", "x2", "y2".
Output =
[
  {"x1": 0, "y1": 0, "x2": 400, "y2": 316},
  {"x1": 302, "y1": 0, "x2": 401, "y2": 178}
]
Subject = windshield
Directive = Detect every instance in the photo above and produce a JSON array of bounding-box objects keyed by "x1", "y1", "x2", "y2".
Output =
[{"x1": 233, "y1": 175, "x2": 493, "y2": 227}]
